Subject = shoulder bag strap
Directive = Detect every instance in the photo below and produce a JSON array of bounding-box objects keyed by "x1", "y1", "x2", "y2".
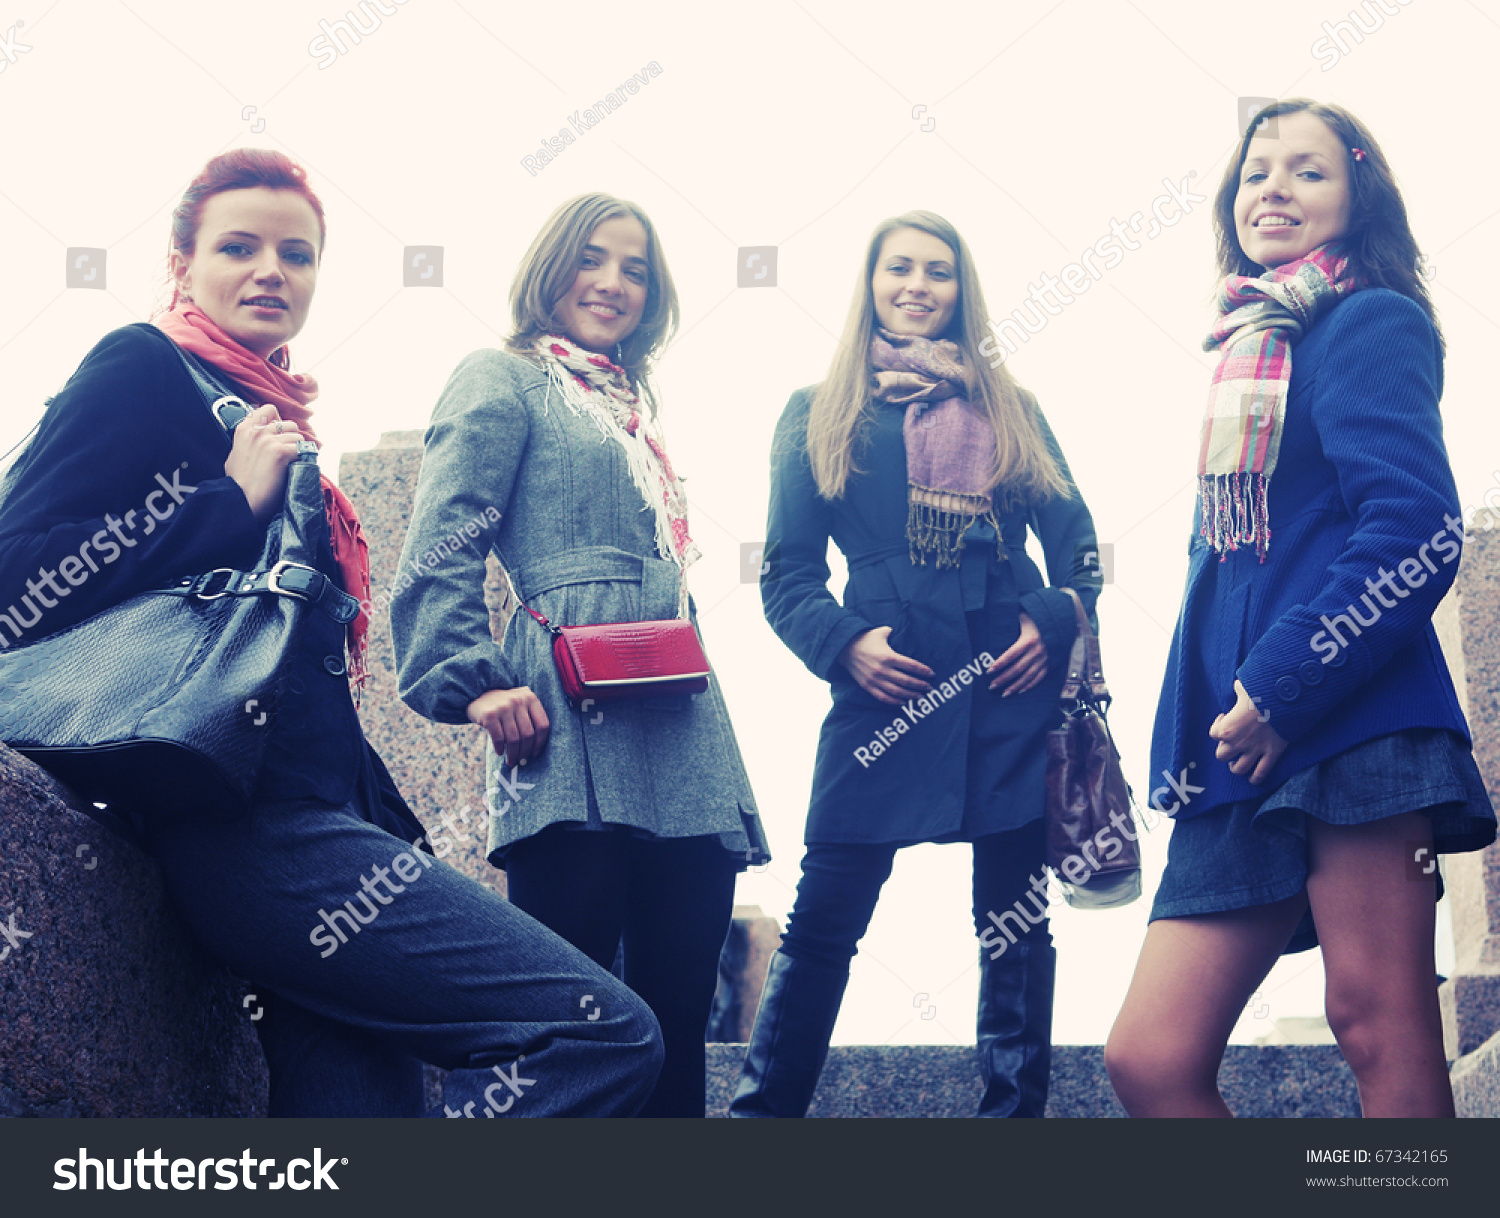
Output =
[
  {"x1": 167, "y1": 342, "x2": 254, "y2": 439},
  {"x1": 1058, "y1": 586, "x2": 1109, "y2": 705}
]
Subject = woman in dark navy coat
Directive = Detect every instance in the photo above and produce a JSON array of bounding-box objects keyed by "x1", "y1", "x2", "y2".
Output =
[
  {"x1": 730, "y1": 210, "x2": 1100, "y2": 1117},
  {"x1": 1105, "y1": 101, "x2": 1495, "y2": 1118}
]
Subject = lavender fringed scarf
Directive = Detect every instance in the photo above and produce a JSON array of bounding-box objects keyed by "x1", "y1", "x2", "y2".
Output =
[{"x1": 870, "y1": 329, "x2": 1006, "y2": 568}]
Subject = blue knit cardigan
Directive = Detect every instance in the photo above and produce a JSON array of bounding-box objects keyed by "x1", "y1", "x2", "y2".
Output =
[{"x1": 1149, "y1": 289, "x2": 1468, "y2": 818}]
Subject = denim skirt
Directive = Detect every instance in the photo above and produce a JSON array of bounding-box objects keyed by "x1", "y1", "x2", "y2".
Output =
[{"x1": 1150, "y1": 728, "x2": 1497, "y2": 955}]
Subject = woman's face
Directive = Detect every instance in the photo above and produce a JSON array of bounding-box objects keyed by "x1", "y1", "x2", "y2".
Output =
[
  {"x1": 171, "y1": 187, "x2": 321, "y2": 358},
  {"x1": 1234, "y1": 111, "x2": 1353, "y2": 269},
  {"x1": 553, "y1": 215, "x2": 650, "y2": 356},
  {"x1": 870, "y1": 227, "x2": 959, "y2": 339}
]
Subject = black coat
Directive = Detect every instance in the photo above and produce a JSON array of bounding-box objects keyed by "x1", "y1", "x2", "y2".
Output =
[
  {"x1": 0, "y1": 323, "x2": 422, "y2": 838},
  {"x1": 763, "y1": 387, "x2": 1099, "y2": 846}
]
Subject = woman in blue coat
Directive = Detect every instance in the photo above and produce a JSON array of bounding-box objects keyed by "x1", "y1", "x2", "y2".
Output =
[
  {"x1": 730, "y1": 211, "x2": 1100, "y2": 1117},
  {"x1": 1105, "y1": 100, "x2": 1496, "y2": 1118}
]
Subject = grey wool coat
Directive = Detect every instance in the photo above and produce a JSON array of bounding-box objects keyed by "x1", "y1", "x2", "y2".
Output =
[{"x1": 390, "y1": 349, "x2": 768, "y2": 868}]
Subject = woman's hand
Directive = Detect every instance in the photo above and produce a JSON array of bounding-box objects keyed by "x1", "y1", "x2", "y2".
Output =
[
  {"x1": 467, "y1": 687, "x2": 551, "y2": 768},
  {"x1": 225, "y1": 405, "x2": 305, "y2": 524},
  {"x1": 838, "y1": 627, "x2": 934, "y2": 706},
  {"x1": 986, "y1": 612, "x2": 1047, "y2": 696},
  {"x1": 1210, "y1": 679, "x2": 1288, "y2": 784}
]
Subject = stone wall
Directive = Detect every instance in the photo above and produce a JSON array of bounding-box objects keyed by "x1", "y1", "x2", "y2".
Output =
[{"x1": 0, "y1": 745, "x2": 266, "y2": 1116}]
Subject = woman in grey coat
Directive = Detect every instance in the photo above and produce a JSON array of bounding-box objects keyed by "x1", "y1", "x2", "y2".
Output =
[{"x1": 391, "y1": 193, "x2": 767, "y2": 1117}]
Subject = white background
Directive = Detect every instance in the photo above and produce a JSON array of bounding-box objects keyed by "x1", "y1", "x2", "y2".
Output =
[{"x1": 1, "y1": 0, "x2": 1494, "y2": 1047}]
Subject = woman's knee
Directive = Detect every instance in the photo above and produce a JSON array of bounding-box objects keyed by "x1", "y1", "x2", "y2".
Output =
[
  {"x1": 1104, "y1": 1026, "x2": 1215, "y2": 1111},
  {"x1": 1323, "y1": 977, "x2": 1405, "y2": 1074}
]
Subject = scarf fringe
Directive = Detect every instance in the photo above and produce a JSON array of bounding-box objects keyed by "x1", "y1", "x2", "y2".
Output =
[
  {"x1": 907, "y1": 501, "x2": 1002, "y2": 569},
  {"x1": 1199, "y1": 471, "x2": 1270, "y2": 562}
]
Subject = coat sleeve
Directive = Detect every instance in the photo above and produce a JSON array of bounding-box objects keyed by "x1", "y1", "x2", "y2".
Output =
[
  {"x1": 1236, "y1": 292, "x2": 1456, "y2": 743},
  {"x1": 0, "y1": 326, "x2": 262, "y2": 643},
  {"x1": 761, "y1": 391, "x2": 876, "y2": 682},
  {"x1": 1021, "y1": 399, "x2": 1101, "y2": 660},
  {"x1": 390, "y1": 350, "x2": 534, "y2": 724}
]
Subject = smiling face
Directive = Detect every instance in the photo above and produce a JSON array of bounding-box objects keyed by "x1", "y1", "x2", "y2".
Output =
[
  {"x1": 552, "y1": 215, "x2": 650, "y2": 355},
  {"x1": 170, "y1": 187, "x2": 321, "y2": 358},
  {"x1": 870, "y1": 227, "x2": 959, "y2": 339},
  {"x1": 1234, "y1": 111, "x2": 1353, "y2": 269}
]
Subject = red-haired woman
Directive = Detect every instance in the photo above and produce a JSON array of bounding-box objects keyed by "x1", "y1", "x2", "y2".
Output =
[{"x1": 0, "y1": 150, "x2": 662, "y2": 1117}]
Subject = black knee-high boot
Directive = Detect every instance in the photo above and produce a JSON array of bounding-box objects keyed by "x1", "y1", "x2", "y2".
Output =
[
  {"x1": 729, "y1": 951, "x2": 848, "y2": 1118},
  {"x1": 975, "y1": 940, "x2": 1055, "y2": 1117}
]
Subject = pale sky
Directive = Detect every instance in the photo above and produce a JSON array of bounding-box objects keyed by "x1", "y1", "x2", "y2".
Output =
[{"x1": 2, "y1": 0, "x2": 1495, "y2": 1046}]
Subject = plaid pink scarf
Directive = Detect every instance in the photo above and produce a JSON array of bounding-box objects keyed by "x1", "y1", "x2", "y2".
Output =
[
  {"x1": 1199, "y1": 243, "x2": 1357, "y2": 560},
  {"x1": 869, "y1": 329, "x2": 1002, "y2": 568}
]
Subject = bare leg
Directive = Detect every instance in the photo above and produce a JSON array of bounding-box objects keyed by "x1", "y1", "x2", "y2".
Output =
[
  {"x1": 1305, "y1": 811, "x2": 1452, "y2": 1118},
  {"x1": 1105, "y1": 894, "x2": 1307, "y2": 1116}
]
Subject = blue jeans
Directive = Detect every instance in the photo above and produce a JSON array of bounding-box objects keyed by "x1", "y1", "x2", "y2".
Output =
[{"x1": 143, "y1": 798, "x2": 663, "y2": 1117}]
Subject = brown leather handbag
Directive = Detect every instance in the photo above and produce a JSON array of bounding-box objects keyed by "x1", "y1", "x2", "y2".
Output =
[{"x1": 1044, "y1": 587, "x2": 1142, "y2": 910}]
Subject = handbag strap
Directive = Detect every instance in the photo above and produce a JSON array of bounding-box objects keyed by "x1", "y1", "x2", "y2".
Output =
[
  {"x1": 168, "y1": 342, "x2": 254, "y2": 438},
  {"x1": 521, "y1": 603, "x2": 562, "y2": 638},
  {"x1": 1057, "y1": 587, "x2": 1109, "y2": 705}
]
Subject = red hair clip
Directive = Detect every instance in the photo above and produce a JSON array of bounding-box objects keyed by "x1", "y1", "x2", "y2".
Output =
[{"x1": 1350, "y1": 147, "x2": 1366, "y2": 162}]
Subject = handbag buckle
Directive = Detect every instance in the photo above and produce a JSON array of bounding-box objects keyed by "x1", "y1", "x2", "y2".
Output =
[
  {"x1": 194, "y1": 569, "x2": 239, "y2": 601},
  {"x1": 212, "y1": 395, "x2": 252, "y2": 432},
  {"x1": 266, "y1": 560, "x2": 322, "y2": 601}
]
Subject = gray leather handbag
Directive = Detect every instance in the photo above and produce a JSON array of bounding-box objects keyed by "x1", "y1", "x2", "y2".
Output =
[{"x1": 0, "y1": 354, "x2": 359, "y2": 820}]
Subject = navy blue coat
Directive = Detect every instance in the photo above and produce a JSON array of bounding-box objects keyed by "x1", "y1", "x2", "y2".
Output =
[
  {"x1": 1150, "y1": 290, "x2": 1469, "y2": 819},
  {"x1": 0, "y1": 323, "x2": 424, "y2": 838},
  {"x1": 763, "y1": 386, "x2": 1099, "y2": 846}
]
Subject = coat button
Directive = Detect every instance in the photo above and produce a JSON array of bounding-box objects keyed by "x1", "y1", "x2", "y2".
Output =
[
  {"x1": 1298, "y1": 661, "x2": 1324, "y2": 685},
  {"x1": 323, "y1": 655, "x2": 347, "y2": 676},
  {"x1": 1275, "y1": 676, "x2": 1300, "y2": 701},
  {"x1": 1328, "y1": 648, "x2": 1348, "y2": 668}
]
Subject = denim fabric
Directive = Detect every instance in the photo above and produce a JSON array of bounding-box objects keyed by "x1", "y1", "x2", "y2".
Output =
[
  {"x1": 1151, "y1": 728, "x2": 1496, "y2": 955},
  {"x1": 779, "y1": 820, "x2": 1050, "y2": 971},
  {"x1": 143, "y1": 795, "x2": 663, "y2": 1117},
  {"x1": 503, "y1": 825, "x2": 739, "y2": 1117}
]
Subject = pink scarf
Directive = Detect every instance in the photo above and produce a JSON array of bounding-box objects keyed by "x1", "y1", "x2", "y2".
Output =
[
  {"x1": 1199, "y1": 243, "x2": 1357, "y2": 560},
  {"x1": 154, "y1": 304, "x2": 371, "y2": 694},
  {"x1": 869, "y1": 329, "x2": 1003, "y2": 568}
]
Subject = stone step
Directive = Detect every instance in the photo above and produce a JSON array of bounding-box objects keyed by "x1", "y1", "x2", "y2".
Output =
[{"x1": 705, "y1": 1044, "x2": 1361, "y2": 1118}]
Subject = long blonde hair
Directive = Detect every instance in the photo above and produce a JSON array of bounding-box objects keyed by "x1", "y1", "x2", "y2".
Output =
[
  {"x1": 505, "y1": 193, "x2": 680, "y2": 414},
  {"x1": 806, "y1": 210, "x2": 1068, "y2": 503}
]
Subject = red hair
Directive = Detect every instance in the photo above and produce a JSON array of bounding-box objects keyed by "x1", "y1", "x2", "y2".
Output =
[{"x1": 167, "y1": 149, "x2": 327, "y2": 311}]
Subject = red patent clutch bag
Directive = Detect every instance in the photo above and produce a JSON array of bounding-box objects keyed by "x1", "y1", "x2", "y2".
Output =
[{"x1": 522, "y1": 606, "x2": 710, "y2": 704}]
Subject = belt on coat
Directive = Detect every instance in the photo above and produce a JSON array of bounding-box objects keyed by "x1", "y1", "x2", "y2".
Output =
[{"x1": 508, "y1": 546, "x2": 685, "y2": 621}]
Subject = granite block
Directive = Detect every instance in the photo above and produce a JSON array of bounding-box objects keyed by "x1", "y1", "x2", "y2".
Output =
[
  {"x1": 1453, "y1": 534, "x2": 1500, "y2": 974},
  {"x1": 707, "y1": 907, "x2": 782, "y2": 1044},
  {"x1": 705, "y1": 1044, "x2": 1360, "y2": 1118},
  {"x1": 1440, "y1": 972, "x2": 1500, "y2": 1059},
  {"x1": 1451, "y1": 1025, "x2": 1500, "y2": 1118},
  {"x1": 341, "y1": 431, "x2": 508, "y2": 897},
  {"x1": 0, "y1": 744, "x2": 267, "y2": 1117}
]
